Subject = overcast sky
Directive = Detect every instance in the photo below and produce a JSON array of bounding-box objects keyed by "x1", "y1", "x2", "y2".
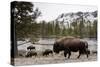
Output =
[{"x1": 33, "y1": 2, "x2": 97, "y2": 22}]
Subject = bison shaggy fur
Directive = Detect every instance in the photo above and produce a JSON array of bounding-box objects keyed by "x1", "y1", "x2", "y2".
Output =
[
  {"x1": 27, "y1": 45, "x2": 35, "y2": 51},
  {"x1": 25, "y1": 51, "x2": 37, "y2": 57},
  {"x1": 53, "y1": 36, "x2": 89, "y2": 59},
  {"x1": 42, "y1": 49, "x2": 53, "y2": 56}
]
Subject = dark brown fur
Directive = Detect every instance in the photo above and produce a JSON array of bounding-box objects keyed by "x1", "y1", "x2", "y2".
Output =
[
  {"x1": 25, "y1": 51, "x2": 37, "y2": 57},
  {"x1": 27, "y1": 46, "x2": 35, "y2": 51},
  {"x1": 53, "y1": 37, "x2": 89, "y2": 59},
  {"x1": 43, "y1": 49, "x2": 53, "y2": 56}
]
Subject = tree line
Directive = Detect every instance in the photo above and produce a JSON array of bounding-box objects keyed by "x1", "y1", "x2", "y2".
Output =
[{"x1": 12, "y1": 1, "x2": 97, "y2": 41}]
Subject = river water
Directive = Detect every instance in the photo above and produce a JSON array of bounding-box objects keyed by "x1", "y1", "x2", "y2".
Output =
[{"x1": 18, "y1": 38, "x2": 97, "y2": 52}]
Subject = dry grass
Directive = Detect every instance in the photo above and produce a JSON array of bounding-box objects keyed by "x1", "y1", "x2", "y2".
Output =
[{"x1": 14, "y1": 51, "x2": 97, "y2": 66}]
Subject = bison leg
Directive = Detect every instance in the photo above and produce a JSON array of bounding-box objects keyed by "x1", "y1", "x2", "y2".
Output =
[
  {"x1": 68, "y1": 52, "x2": 71, "y2": 59},
  {"x1": 77, "y1": 54, "x2": 81, "y2": 59},
  {"x1": 46, "y1": 54, "x2": 48, "y2": 56},
  {"x1": 64, "y1": 49, "x2": 70, "y2": 58},
  {"x1": 35, "y1": 53, "x2": 37, "y2": 57},
  {"x1": 51, "y1": 52, "x2": 53, "y2": 56},
  {"x1": 86, "y1": 53, "x2": 88, "y2": 58},
  {"x1": 64, "y1": 51, "x2": 67, "y2": 58},
  {"x1": 85, "y1": 49, "x2": 89, "y2": 58},
  {"x1": 77, "y1": 51, "x2": 81, "y2": 59},
  {"x1": 64, "y1": 48, "x2": 71, "y2": 59}
]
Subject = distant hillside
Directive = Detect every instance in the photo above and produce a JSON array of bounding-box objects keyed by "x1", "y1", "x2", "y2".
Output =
[{"x1": 55, "y1": 11, "x2": 97, "y2": 25}]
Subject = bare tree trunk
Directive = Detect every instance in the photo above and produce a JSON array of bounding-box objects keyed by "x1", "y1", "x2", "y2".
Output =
[{"x1": 11, "y1": 2, "x2": 18, "y2": 65}]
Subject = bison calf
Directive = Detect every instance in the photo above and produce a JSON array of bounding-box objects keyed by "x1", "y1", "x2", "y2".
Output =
[
  {"x1": 27, "y1": 45, "x2": 35, "y2": 51},
  {"x1": 25, "y1": 51, "x2": 37, "y2": 57},
  {"x1": 43, "y1": 49, "x2": 53, "y2": 56}
]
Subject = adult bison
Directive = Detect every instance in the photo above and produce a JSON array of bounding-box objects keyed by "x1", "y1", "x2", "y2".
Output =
[{"x1": 53, "y1": 36, "x2": 89, "y2": 59}]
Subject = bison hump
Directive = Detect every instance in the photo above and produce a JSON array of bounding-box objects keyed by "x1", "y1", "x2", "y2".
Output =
[{"x1": 56, "y1": 36, "x2": 75, "y2": 42}]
